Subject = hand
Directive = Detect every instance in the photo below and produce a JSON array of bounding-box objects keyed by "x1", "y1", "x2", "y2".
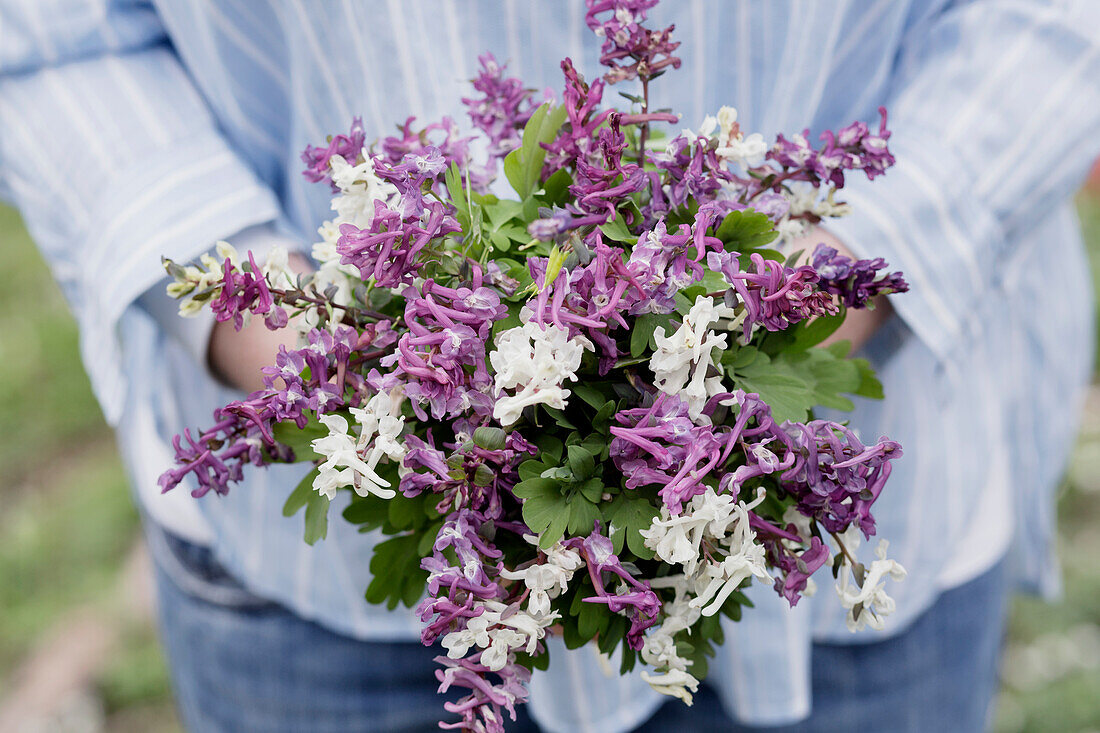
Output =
[
  {"x1": 791, "y1": 226, "x2": 894, "y2": 353},
  {"x1": 208, "y1": 252, "x2": 312, "y2": 393}
]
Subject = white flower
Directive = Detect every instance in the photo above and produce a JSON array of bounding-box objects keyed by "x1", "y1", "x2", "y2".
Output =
[
  {"x1": 690, "y1": 538, "x2": 770, "y2": 617},
  {"x1": 835, "y1": 540, "x2": 907, "y2": 632},
  {"x1": 310, "y1": 413, "x2": 396, "y2": 500},
  {"x1": 490, "y1": 320, "x2": 592, "y2": 426},
  {"x1": 441, "y1": 600, "x2": 558, "y2": 672},
  {"x1": 309, "y1": 219, "x2": 361, "y2": 306},
  {"x1": 712, "y1": 106, "x2": 767, "y2": 167},
  {"x1": 328, "y1": 152, "x2": 399, "y2": 229},
  {"x1": 498, "y1": 538, "x2": 583, "y2": 616},
  {"x1": 775, "y1": 216, "x2": 809, "y2": 246},
  {"x1": 260, "y1": 245, "x2": 297, "y2": 292},
  {"x1": 649, "y1": 295, "x2": 736, "y2": 421},
  {"x1": 641, "y1": 669, "x2": 700, "y2": 705}
]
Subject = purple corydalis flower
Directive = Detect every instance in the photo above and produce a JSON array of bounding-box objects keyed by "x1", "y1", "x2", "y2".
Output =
[
  {"x1": 462, "y1": 53, "x2": 539, "y2": 160},
  {"x1": 811, "y1": 244, "x2": 909, "y2": 309},
  {"x1": 208, "y1": 252, "x2": 279, "y2": 331},
  {"x1": 435, "y1": 654, "x2": 532, "y2": 733},
  {"x1": 751, "y1": 517, "x2": 832, "y2": 606},
  {"x1": 158, "y1": 327, "x2": 365, "y2": 498},
  {"x1": 767, "y1": 107, "x2": 895, "y2": 190},
  {"x1": 337, "y1": 196, "x2": 461, "y2": 289},
  {"x1": 577, "y1": 530, "x2": 661, "y2": 649},
  {"x1": 301, "y1": 117, "x2": 366, "y2": 190},
  {"x1": 542, "y1": 58, "x2": 612, "y2": 175},
  {"x1": 709, "y1": 250, "x2": 838, "y2": 338},
  {"x1": 584, "y1": 0, "x2": 681, "y2": 84}
]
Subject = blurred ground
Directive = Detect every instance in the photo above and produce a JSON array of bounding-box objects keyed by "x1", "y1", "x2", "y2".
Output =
[{"x1": 1, "y1": 192, "x2": 1099, "y2": 732}]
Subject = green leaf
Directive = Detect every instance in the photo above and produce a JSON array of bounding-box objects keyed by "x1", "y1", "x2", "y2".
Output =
[
  {"x1": 540, "y1": 168, "x2": 573, "y2": 205},
  {"x1": 418, "y1": 520, "x2": 444, "y2": 556},
  {"x1": 577, "y1": 477, "x2": 605, "y2": 504},
  {"x1": 303, "y1": 492, "x2": 330, "y2": 545},
  {"x1": 533, "y1": 434, "x2": 564, "y2": 462},
  {"x1": 543, "y1": 406, "x2": 577, "y2": 430},
  {"x1": 484, "y1": 199, "x2": 524, "y2": 227},
  {"x1": 472, "y1": 426, "x2": 507, "y2": 451},
  {"x1": 565, "y1": 494, "x2": 601, "y2": 535},
  {"x1": 566, "y1": 444, "x2": 596, "y2": 480},
  {"x1": 272, "y1": 417, "x2": 329, "y2": 462},
  {"x1": 444, "y1": 162, "x2": 468, "y2": 216},
  {"x1": 715, "y1": 209, "x2": 779, "y2": 250},
  {"x1": 342, "y1": 493, "x2": 390, "y2": 531},
  {"x1": 514, "y1": 478, "x2": 571, "y2": 547},
  {"x1": 599, "y1": 215, "x2": 635, "y2": 243},
  {"x1": 576, "y1": 593, "x2": 609, "y2": 641},
  {"x1": 605, "y1": 494, "x2": 659, "y2": 559},
  {"x1": 504, "y1": 102, "x2": 568, "y2": 200},
  {"x1": 387, "y1": 491, "x2": 432, "y2": 531},
  {"x1": 502, "y1": 152, "x2": 524, "y2": 199},
  {"x1": 593, "y1": 401, "x2": 618, "y2": 435},
  {"x1": 572, "y1": 383, "x2": 607, "y2": 410},
  {"x1": 282, "y1": 467, "x2": 319, "y2": 518},
  {"x1": 366, "y1": 534, "x2": 428, "y2": 610},
  {"x1": 631, "y1": 314, "x2": 660, "y2": 358},
  {"x1": 852, "y1": 357, "x2": 884, "y2": 399}
]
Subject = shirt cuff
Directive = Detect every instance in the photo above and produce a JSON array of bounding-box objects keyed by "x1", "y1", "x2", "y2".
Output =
[
  {"x1": 823, "y1": 128, "x2": 1005, "y2": 363},
  {"x1": 77, "y1": 131, "x2": 284, "y2": 424}
]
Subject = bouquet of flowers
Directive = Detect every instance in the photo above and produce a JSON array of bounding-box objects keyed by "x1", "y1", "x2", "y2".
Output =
[{"x1": 160, "y1": 1, "x2": 910, "y2": 730}]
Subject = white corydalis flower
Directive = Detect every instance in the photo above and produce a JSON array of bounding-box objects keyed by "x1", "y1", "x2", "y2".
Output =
[
  {"x1": 649, "y1": 295, "x2": 736, "y2": 421},
  {"x1": 490, "y1": 320, "x2": 592, "y2": 426},
  {"x1": 691, "y1": 107, "x2": 767, "y2": 168},
  {"x1": 328, "y1": 150, "x2": 399, "y2": 229},
  {"x1": 639, "y1": 578, "x2": 711, "y2": 704},
  {"x1": 835, "y1": 538, "x2": 907, "y2": 632},
  {"x1": 440, "y1": 599, "x2": 559, "y2": 672},
  {"x1": 309, "y1": 390, "x2": 406, "y2": 501},
  {"x1": 498, "y1": 537, "x2": 583, "y2": 617},
  {"x1": 713, "y1": 106, "x2": 767, "y2": 168},
  {"x1": 640, "y1": 668, "x2": 700, "y2": 706},
  {"x1": 640, "y1": 488, "x2": 771, "y2": 617}
]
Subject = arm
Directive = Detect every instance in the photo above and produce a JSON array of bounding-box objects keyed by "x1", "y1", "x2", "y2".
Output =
[
  {"x1": 0, "y1": 0, "x2": 285, "y2": 422},
  {"x1": 823, "y1": 0, "x2": 1100, "y2": 360}
]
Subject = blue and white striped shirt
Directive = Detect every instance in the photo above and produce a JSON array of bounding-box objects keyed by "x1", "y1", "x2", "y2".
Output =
[{"x1": 3, "y1": 1, "x2": 1099, "y2": 729}]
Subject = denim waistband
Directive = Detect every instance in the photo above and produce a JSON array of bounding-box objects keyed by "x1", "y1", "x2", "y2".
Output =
[{"x1": 143, "y1": 516, "x2": 277, "y2": 610}]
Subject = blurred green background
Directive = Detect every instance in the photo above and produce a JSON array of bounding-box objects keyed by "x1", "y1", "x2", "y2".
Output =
[{"x1": 1, "y1": 194, "x2": 1099, "y2": 732}]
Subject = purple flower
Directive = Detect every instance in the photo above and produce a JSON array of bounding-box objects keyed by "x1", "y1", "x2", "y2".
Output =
[
  {"x1": 542, "y1": 59, "x2": 612, "y2": 175},
  {"x1": 764, "y1": 107, "x2": 896, "y2": 192},
  {"x1": 584, "y1": 0, "x2": 681, "y2": 84},
  {"x1": 301, "y1": 117, "x2": 366, "y2": 190},
  {"x1": 208, "y1": 252, "x2": 278, "y2": 330},
  {"x1": 811, "y1": 244, "x2": 909, "y2": 309},
  {"x1": 709, "y1": 251, "x2": 838, "y2": 337},
  {"x1": 435, "y1": 654, "x2": 531, "y2": 733},
  {"x1": 577, "y1": 529, "x2": 661, "y2": 649},
  {"x1": 462, "y1": 53, "x2": 539, "y2": 160}
]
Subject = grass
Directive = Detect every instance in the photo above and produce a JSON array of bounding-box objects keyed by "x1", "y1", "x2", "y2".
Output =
[{"x1": 1, "y1": 195, "x2": 1099, "y2": 731}]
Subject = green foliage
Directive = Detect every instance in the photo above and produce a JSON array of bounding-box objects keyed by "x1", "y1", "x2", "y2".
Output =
[
  {"x1": 503, "y1": 102, "x2": 568, "y2": 200},
  {"x1": 365, "y1": 534, "x2": 430, "y2": 609},
  {"x1": 630, "y1": 313, "x2": 674, "y2": 358},
  {"x1": 303, "y1": 492, "x2": 330, "y2": 545},
  {"x1": 726, "y1": 342, "x2": 882, "y2": 424},
  {"x1": 272, "y1": 417, "x2": 328, "y2": 462},
  {"x1": 605, "y1": 493, "x2": 659, "y2": 559},
  {"x1": 714, "y1": 209, "x2": 779, "y2": 250}
]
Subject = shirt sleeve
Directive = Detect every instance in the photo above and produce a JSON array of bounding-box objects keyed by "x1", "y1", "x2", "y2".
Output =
[
  {"x1": 825, "y1": 0, "x2": 1100, "y2": 362},
  {"x1": 0, "y1": 0, "x2": 284, "y2": 424}
]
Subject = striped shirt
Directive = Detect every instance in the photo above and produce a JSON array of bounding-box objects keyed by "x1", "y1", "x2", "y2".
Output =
[{"x1": 2, "y1": 1, "x2": 1098, "y2": 729}]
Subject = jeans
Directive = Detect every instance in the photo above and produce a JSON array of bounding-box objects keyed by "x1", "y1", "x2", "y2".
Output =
[{"x1": 149, "y1": 524, "x2": 1008, "y2": 733}]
